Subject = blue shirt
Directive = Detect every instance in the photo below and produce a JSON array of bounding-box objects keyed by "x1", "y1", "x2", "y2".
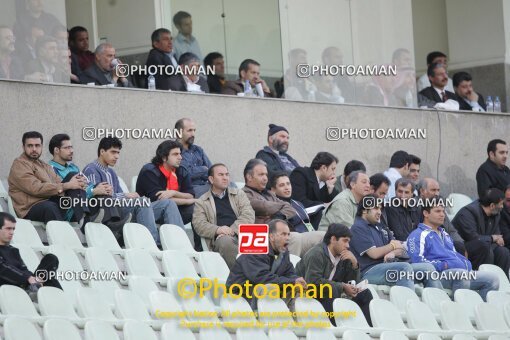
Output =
[
  {"x1": 350, "y1": 216, "x2": 394, "y2": 274},
  {"x1": 82, "y1": 160, "x2": 124, "y2": 198},
  {"x1": 180, "y1": 144, "x2": 212, "y2": 186}
]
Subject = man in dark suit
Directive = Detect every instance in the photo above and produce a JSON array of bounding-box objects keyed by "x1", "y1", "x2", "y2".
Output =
[
  {"x1": 26, "y1": 35, "x2": 66, "y2": 83},
  {"x1": 145, "y1": 28, "x2": 179, "y2": 90},
  {"x1": 81, "y1": 43, "x2": 131, "y2": 87},
  {"x1": 453, "y1": 71, "x2": 487, "y2": 112},
  {"x1": 290, "y1": 152, "x2": 339, "y2": 228},
  {"x1": 167, "y1": 52, "x2": 209, "y2": 93},
  {"x1": 222, "y1": 59, "x2": 273, "y2": 97},
  {"x1": 418, "y1": 63, "x2": 458, "y2": 106}
]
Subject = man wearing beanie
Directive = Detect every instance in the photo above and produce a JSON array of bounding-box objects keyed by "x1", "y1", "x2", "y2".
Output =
[{"x1": 255, "y1": 124, "x2": 300, "y2": 186}]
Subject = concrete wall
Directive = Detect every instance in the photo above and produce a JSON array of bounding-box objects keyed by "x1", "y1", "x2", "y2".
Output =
[{"x1": 1, "y1": 80, "x2": 510, "y2": 198}]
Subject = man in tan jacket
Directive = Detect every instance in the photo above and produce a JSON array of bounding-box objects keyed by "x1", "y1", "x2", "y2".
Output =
[
  {"x1": 193, "y1": 163, "x2": 255, "y2": 268},
  {"x1": 8, "y1": 131, "x2": 87, "y2": 222}
]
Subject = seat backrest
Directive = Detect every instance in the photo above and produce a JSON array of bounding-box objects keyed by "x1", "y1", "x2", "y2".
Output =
[
  {"x1": 474, "y1": 302, "x2": 509, "y2": 331},
  {"x1": 454, "y1": 289, "x2": 484, "y2": 320},
  {"x1": 15, "y1": 243, "x2": 40, "y2": 272},
  {"x1": 160, "y1": 224, "x2": 195, "y2": 252},
  {"x1": 417, "y1": 334, "x2": 442, "y2": 340},
  {"x1": 84, "y1": 320, "x2": 121, "y2": 340},
  {"x1": 451, "y1": 335, "x2": 477, "y2": 340},
  {"x1": 422, "y1": 287, "x2": 451, "y2": 315},
  {"x1": 289, "y1": 254, "x2": 301, "y2": 267},
  {"x1": 236, "y1": 329, "x2": 270, "y2": 340},
  {"x1": 199, "y1": 328, "x2": 233, "y2": 340},
  {"x1": 124, "y1": 248, "x2": 163, "y2": 278},
  {"x1": 130, "y1": 176, "x2": 138, "y2": 193},
  {"x1": 294, "y1": 297, "x2": 330, "y2": 324},
  {"x1": 46, "y1": 221, "x2": 84, "y2": 249},
  {"x1": 390, "y1": 285, "x2": 420, "y2": 314},
  {"x1": 4, "y1": 317, "x2": 42, "y2": 340},
  {"x1": 85, "y1": 247, "x2": 121, "y2": 273},
  {"x1": 123, "y1": 222, "x2": 159, "y2": 251},
  {"x1": 149, "y1": 291, "x2": 183, "y2": 318},
  {"x1": 114, "y1": 289, "x2": 151, "y2": 321},
  {"x1": 77, "y1": 287, "x2": 117, "y2": 319},
  {"x1": 128, "y1": 275, "x2": 160, "y2": 307},
  {"x1": 440, "y1": 300, "x2": 475, "y2": 331},
  {"x1": 12, "y1": 219, "x2": 44, "y2": 247},
  {"x1": 85, "y1": 222, "x2": 122, "y2": 251},
  {"x1": 369, "y1": 299, "x2": 407, "y2": 329},
  {"x1": 181, "y1": 296, "x2": 219, "y2": 323},
  {"x1": 268, "y1": 329, "x2": 298, "y2": 340},
  {"x1": 43, "y1": 319, "x2": 81, "y2": 340},
  {"x1": 162, "y1": 250, "x2": 199, "y2": 279},
  {"x1": 220, "y1": 296, "x2": 257, "y2": 324},
  {"x1": 257, "y1": 297, "x2": 293, "y2": 324},
  {"x1": 479, "y1": 264, "x2": 510, "y2": 292},
  {"x1": 123, "y1": 320, "x2": 158, "y2": 340},
  {"x1": 380, "y1": 331, "x2": 409, "y2": 340},
  {"x1": 305, "y1": 329, "x2": 336, "y2": 340},
  {"x1": 341, "y1": 330, "x2": 371, "y2": 340},
  {"x1": 446, "y1": 193, "x2": 472, "y2": 218},
  {"x1": 405, "y1": 300, "x2": 441, "y2": 331},
  {"x1": 88, "y1": 279, "x2": 121, "y2": 309},
  {"x1": 118, "y1": 176, "x2": 129, "y2": 194},
  {"x1": 161, "y1": 323, "x2": 195, "y2": 340},
  {"x1": 48, "y1": 244, "x2": 83, "y2": 272},
  {"x1": 37, "y1": 286, "x2": 79, "y2": 318},
  {"x1": 59, "y1": 279, "x2": 83, "y2": 309},
  {"x1": 197, "y1": 251, "x2": 230, "y2": 281},
  {"x1": 367, "y1": 284, "x2": 380, "y2": 299},
  {"x1": 0, "y1": 284, "x2": 40, "y2": 317},
  {"x1": 332, "y1": 298, "x2": 370, "y2": 329},
  {"x1": 487, "y1": 290, "x2": 510, "y2": 306},
  {"x1": 504, "y1": 303, "x2": 510, "y2": 327}
]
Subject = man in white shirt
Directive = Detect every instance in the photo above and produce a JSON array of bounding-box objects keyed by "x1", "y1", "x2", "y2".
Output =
[
  {"x1": 383, "y1": 150, "x2": 411, "y2": 199},
  {"x1": 416, "y1": 51, "x2": 454, "y2": 92}
]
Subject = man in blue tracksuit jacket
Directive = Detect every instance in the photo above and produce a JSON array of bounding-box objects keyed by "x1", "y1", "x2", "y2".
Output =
[{"x1": 407, "y1": 196, "x2": 499, "y2": 300}]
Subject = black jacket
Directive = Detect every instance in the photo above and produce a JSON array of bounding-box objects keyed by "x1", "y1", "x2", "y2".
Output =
[
  {"x1": 476, "y1": 159, "x2": 510, "y2": 198},
  {"x1": 207, "y1": 75, "x2": 225, "y2": 94},
  {"x1": 256, "y1": 146, "x2": 300, "y2": 180},
  {"x1": 167, "y1": 74, "x2": 209, "y2": 93},
  {"x1": 145, "y1": 48, "x2": 180, "y2": 90},
  {"x1": 499, "y1": 207, "x2": 510, "y2": 247},
  {"x1": 384, "y1": 201, "x2": 420, "y2": 241},
  {"x1": 458, "y1": 93, "x2": 487, "y2": 111},
  {"x1": 136, "y1": 163, "x2": 194, "y2": 202},
  {"x1": 0, "y1": 245, "x2": 32, "y2": 287},
  {"x1": 81, "y1": 62, "x2": 132, "y2": 87},
  {"x1": 452, "y1": 200, "x2": 501, "y2": 244},
  {"x1": 418, "y1": 86, "x2": 458, "y2": 104}
]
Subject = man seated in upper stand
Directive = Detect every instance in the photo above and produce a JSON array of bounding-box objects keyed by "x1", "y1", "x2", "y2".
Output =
[
  {"x1": 334, "y1": 160, "x2": 366, "y2": 193},
  {"x1": 242, "y1": 159, "x2": 324, "y2": 257},
  {"x1": 193, "y1": 164, "x2": 255, "y2": 268},
  {"x1": 145, "y1": 28, "x2": 179, "y2": 90},
  {"x1": 135, "y1": 140, "x2": 198, "y2": 248},
  {"x1": 453, "y1": 71, "x2": 487, "y2": 112},
  {"x1": 407, "y1": 196, "x2": 499, "y2": 301},
  {"x1": 416, "y1": 51, "x2": 454, "y2": 92},
  {"x1": 83, "y1": 137, "x2": 175, "y2": 244},
  {"x1": 350, "y1": 194, "x2": 442, "y2": 291},
  {"x1": 418, "y1": 63, "x2": 458, "y2": 107},
  {"x1": 80, "y1": 43, "x2": 131, "y2": 87},
  {"x1": 167, "y1": 52, "x2": 209, "y2": 93},
  {"x1": 175, "y1": 117, "x2": 212, "y2": 198},
  {"x1": 8, "y1": 131, "x2": 88, "y2": 223},
  {"x1": 319, "y1": 170, "x2": 371, "y2": 230},
  {"x1": 289, "y1": 152, "x2": 340, "y2": 228},
  {"x1": 222, "y1": 58, "x2": 274, "y2": 97}
]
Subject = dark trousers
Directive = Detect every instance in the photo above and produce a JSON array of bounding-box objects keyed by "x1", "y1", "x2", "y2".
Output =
[
  {"x1": 466, "y1": 239, "x2": 510, "y2": 277},
  {"x1": 36, "y1": 254, "x2": 62, "y2": 289},
  {"x1": 179, "y1": 204, "x2": 202, "y2": 251},
  {"x1": 318, "y1": 289, "x2": 373, "y2": 327}
]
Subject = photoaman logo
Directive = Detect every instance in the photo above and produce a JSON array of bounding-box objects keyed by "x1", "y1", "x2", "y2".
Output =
[{"x1": 239, "y1": 224, "x2": 269, "y2": 254}]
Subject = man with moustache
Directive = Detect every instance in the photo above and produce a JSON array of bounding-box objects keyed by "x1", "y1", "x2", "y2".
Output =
[
  {"x1": 8, "y1": 131, "x2": 87, "y2": 222},
  {"x1": 384, "y1": 178, "x2": 421, "y2": 241},
  {"x1": 255, "y1": 124, "x2": 300, "y2": 182},
  {"x1": 418, "y1": 63, "x2": 458, "y2": 106},
  {"x1": 453, "y1": 71, "x2": 487, "y2": 112},
  {"x1": 81, "y1": 43, "x2": 131, "y2": 87},
  {"x1": 369, "y1": 173, "x2": 391, "y2": 228}
]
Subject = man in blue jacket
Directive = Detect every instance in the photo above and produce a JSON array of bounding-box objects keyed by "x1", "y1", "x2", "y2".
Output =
[{"x1": 407, "y1": 196, "x2": 499, "y2": 300}]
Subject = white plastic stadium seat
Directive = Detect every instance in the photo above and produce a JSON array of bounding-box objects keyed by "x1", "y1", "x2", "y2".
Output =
[
  {"x1": 295, "y1": 297, "x2": 340, "y2": 336},
  {"x1": 451, "y1": 335, "x2": 477, "y2": 340},
  {"x1": 268, "y1": 329, "x2": 298, "y2": 340},
  {"x1": 161, "y1": 250, "x2": 199, "y2": 280},
  {"x1": 474, "y1": 303, "x2": 510, "y2": 332},
  {"x1": 196, "y1": 251, "x2": 230, "y2": 282},
  {"x1": 453, "y1": 289, "x2": 484, "y2": 322},
  {"x1": 422, "y1": 287, "x2": 451, "y2": 319},
  {"x1": 341, "y1": 330, "x2": 372, "y2": 340},
  {"x1": 84, "y1": 320, "x2": 121, "y2": 340},
  {"x1": 123, "y1": 222, "x2": 161, "y2": 257},
  {"x1": 11, "y1": 219, "x2": 47, "y2": 252},
  {"x1": 43, "y1": 318, "x2": 81, "y2": 340},
  {"x1": 118, "y1": 176, "x2": 129, "y2": 194},
  {"x1": 439, "y1": 301, "x2": 493, "y2": 337},
  {"x1": 236, "y1": 329, "x2": 269, "y2": 340},
  {"x1": 85, "y1": 247, "x2": 125, "y2": 284},
  {"x1": 369, "y1": 299, "x2": 422, "y2": 337},
  {"x1": 389, "y1": 285, "x2": 420, "y2": 321},
  {"x1": 417, "y1": 334, "x2": 442, "y2": 340},
  {"x1": 123, "y1": 320, "x2": 158, "y2": 340},
  {"x1": 479, "y1": 264, "x2": 510, "y2": 292},
  {"x1": 257, "y1": 297, "x2": 293, "y2": 325},
  {"x1": 160, "y1": 224, "x2": 196, "y2": 254},
  {"x1": 124, "y1": 249, "x2": 167, "y2": 285},
  {"x1": 3, "y1": 317, "x2": 42, "y2": 340},
  {"x1": 161, "y1": 323, "x2": 196, "y2": 340},
  {"x1": 445, "y1": 193, "x2": 472, "y2": 220},
  {"x1": 48, "y1": 244, "x2": 84, "y2": 274},
  {"x1": 0, "y1": 285, "x2": 43, "y2": 323},
  {"x1": 486, "y1": 290, "x2": 510, "y2": 307},
  {"x1": 406, "y1": 300, "x2": 454, "y2": 337},
  {"x1": 505, "y1": 303, "x2": 510, "y2": 328},
  {"x1": 332, "y1": 298, "x2": 373, "y2": 332},
  {"x1": 180, "y1": 296, "x2": 220, "y2": 325},
  {"x1": 88, "y1": 279, "x2": 122, "y2": 310},
  {"x1": 128, "y1": 275, "x2": 160, "y2": 307},
  {"x1": 15, "y1": 243, "x2": 40, "y2": 272},
  {"x1": 76, "y1": 288, "x2": 123, "y2": 328},
  {"x1": 114, "y1": 289, "x2": 162, "y2": 329},
  {"x1": 380, "y1": 331, "x2": 409, "y2": 340},
  {"x1": 46, "y1": 221, "x2": 85, "y2": 253},
  {"x1": 37, "y1": 286, "x2": 84, "y2": 327},
  {"x1": 130, "y1": 176, "x2": 138, "y2": 193},
  {"x1": 148, "y1": 291, "x2": 183, "y2": 321},
  {"x1": 199, "y1": 328, "x2": 233, "y2": 340},
  {"x1": 306, "y1": 329, "x2": 336, "y2": 340},
  {"x1": 85, "y1": 222, "x2": 125, "y2": 256},
  {"x1": 220, "y1": 296, "x2": 257, "y2": 327},
  {"x1": 289, "y1": 254, "x2": 301, "y2": 267}
]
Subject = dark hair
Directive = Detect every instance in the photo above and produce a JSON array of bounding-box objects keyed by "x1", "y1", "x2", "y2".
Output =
[
  {"x1": 173, "y1": 11, "x2": 191, "y2": 27},
  {"x1": 208, "y1": 163, "x2": 226, "y2": 177},
  {"x1": 421, "y1": 195, "x2": 446, "y2": 216},
  {"x1": 487, "y1": 139, "x2": 506, "y2": 156},
  {"x1": 238, "y1": 59, "x2": 260, "y2": 78},
  {"x1": 97, "y1": 137, "x2": 122, "y2": 157},
  {"x1": 310, "y1": 152, "x2": 338, "y2": 170},
  {"x1": 48, "y1": 133, "x2": 70, "y2": 155},
  {"x1": 392, "y1": 48, "x2": 410, "y2": 63},
  {"x1": 270, "y1": 171, "x2": 289, "y2": 189},
  {"x1": 427, "y1": 62, "x2": 445, "y2": 78},
  {"x1": 480, "y1": 188, "x2": 505, "y2": 207},
  {"x1": 395, "y1": 177, "x2": 414, "y2": 191},
  {"x1": 178, "y1": 52, "x2": 200, "y2": 66},
  {"x1": 426, "y1": 51, "x2": 447, "y2": 65},
  {"x1": 370, "y1": 173, "x2": 391, "y2": 191},
  {"x1": 389, "y1": 150, "x2": 410, "y2": 168},
  {"x1": 204, "y1": 52, "x2": 223, "y2": 68},
  {"x1": 151, "y1": 28, "x2": 171, "y2": 46},
  {"x1": 323, "y1": 223, "x2": 352, "y2": 244},
  {"x1": 68, "y1": 26, "x2": 87, "y2": 43},
  {"x1": 243, "y1": 159, "x2": 266, "y2": 181},
  {"x1": 174, "y1": 117, "x2": 191, "y2": 131},
  {"x1": 0, "y1": 212, "x2": 16, "y2": 229},
  {"x1": 356, "y1": 194, "x2": 381, "y2": 217},
  {"x1": 151, "y1": 140, "x2": 182, "y2": 165},
  {"x1": 35, "y1": 35, "x2": 57, "y2": 56},
  {"x1": 452, "y1": 71, "x2": 472, "y2": 88},
  {"x1": 22, "y1": 131, "x2": 43, "y2": 145},
  {"x1": 409, "y1": 154, "x2": 421, "y2": 165},
  {"x1": 343, "y1": 160, "x2": 366, "y2": 176},
  {"x1": 268, "y1": 219, "x2": 288, "y2": 234}
]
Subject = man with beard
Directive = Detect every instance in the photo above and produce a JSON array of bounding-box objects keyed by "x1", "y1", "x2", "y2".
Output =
[
  {"x1": 476, "y1": 139, "x2": 510, "y2": 198},
  {"x1": 175, "y1": 118, "x2": 213, "y2": 198},
  {"x1": 255, "y1": 124, "x2": 300, "y2": 184},
  {"x1": 8, "y1": 131, "x2": 87, "y2": 222}
]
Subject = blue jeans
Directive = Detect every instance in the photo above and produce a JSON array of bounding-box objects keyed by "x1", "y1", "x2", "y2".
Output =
[
  {"x1": 151, "y1": 199, "x2": 184, "y2": 228},
  {"x1": 440, "y1": 269, "x2": 499, "y2": 301},
  {"x1": 122, "y1": 197, "x2": 159, "y2": 243},
  {"x1": 362, "y1": 262, "x2": 443, "y2": 291}
]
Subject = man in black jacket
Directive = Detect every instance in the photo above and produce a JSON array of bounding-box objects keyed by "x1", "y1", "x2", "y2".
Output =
[
  {"x1": 81, "y1": 43, "x2": 131, "y2": 87},
  {"x1": 453, "y1": 71, "x2": 487, "y2": 112},
  {"x1": 255, "y1": 124, "x2": 300, "y2": 183},
  {"x1": 496, "y1": 185, "x2": 510, "y2": 253},
  {"x1": 384, "y1": 178, "x2": 420, "y2": 241},
  {"x1": 145, "y1": 28, "x2": 179, "y2": 90},
  {"x1": 0, "y1": 212, "x2": 61, "y2": 290},
  {"x1": 452, "y1": 188, "x2": 510, "y2": 275},
  {"x1": 290, "y1": 152, "x2": 339, "y2": 228},
  {"x1": 167, "y1": 52, "x2": 209, "y2": 93},
  {"x1": 476, "y1": 139, "x2": 510, "y2": 198},
  {"x1": 418, "y1": 63, "x2": 458, "y2": 106},
  {"x1": 226, "y1": 219, "x2": 306, "y2": 310}
]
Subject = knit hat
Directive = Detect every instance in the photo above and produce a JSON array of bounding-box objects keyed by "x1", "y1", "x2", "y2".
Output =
[{"x1": 268, "y1": 124, "x2": 288, "y2": 137}]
